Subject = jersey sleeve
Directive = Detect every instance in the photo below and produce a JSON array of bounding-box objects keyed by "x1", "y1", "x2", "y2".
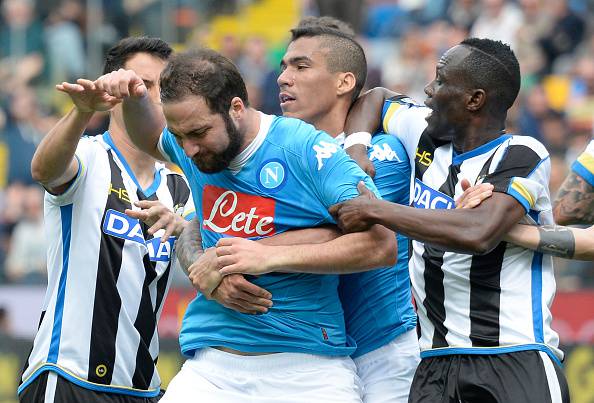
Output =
[
  {"x1": 369, "y1": 134, "x2": 411, "y2": 205},
  {"x1": 45, "y1": 136, "x2": 97, "y2": 206},
  {"x1": 485, "y1": 138, "x2": 550, "y2": 214},
  {"x1": 381, "y1": 96, "x2": 431, "y2": 162},
  {"x1": 302, "y1": 130, "x2": 380, "y2": 209},
  {"x1": 571, "y1": 139, "x2": 594, "y2": 187}
]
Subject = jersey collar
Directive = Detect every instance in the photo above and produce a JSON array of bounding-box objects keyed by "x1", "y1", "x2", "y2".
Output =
[
  {"x1": 227, "y1": 112, "x2": 273, "y2": 174},
  {"x1": 452, "y1": 134, "x2": 511, "y2": 165}
]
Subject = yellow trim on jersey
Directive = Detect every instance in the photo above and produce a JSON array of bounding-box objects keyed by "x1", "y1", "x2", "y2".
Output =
[
  {"x1": 382, "y1": 103, "x2": 401, "y2": 133},
  {"x1": 576, "y1": 151, "x2": 594, "y2": 175},
  {"x1": 182, "y1": 208, "x2": 196, "y2": 218},
  {"x1": 22, "y1": 362, "x2": 160, "y2": 393},
  {"x1": 511, "y1": 180, "x2": 534, "y2": 208}
]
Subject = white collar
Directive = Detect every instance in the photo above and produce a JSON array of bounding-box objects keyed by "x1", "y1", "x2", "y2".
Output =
[
  {"x1": 335, "y1": 132, "x2": 346, "y2": 147},
  {"x1": 228, "y1": 112, "x2": 273, "y2": 174}
]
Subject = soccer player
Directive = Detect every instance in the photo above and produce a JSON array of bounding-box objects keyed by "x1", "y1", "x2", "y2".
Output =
[
  {"x1": 94, "y1": 48, "x2": 396, "y2": 401},
  {"x1": 331, "y1": 38, "x2": 569, "y2": 402},
  {"x1": 18, "y1": 37, "x2": 194, "y2": 403}
]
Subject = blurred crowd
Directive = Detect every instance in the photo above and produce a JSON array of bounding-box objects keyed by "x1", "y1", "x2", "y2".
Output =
[{"x1": 1, "y1": 0, "x2": 594, "y2": 290}]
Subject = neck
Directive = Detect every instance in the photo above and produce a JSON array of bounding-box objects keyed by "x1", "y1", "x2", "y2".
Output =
[
  {"x1": 238, "y1": 108, "x2": 262, "y2": 152},
  {"x1": 310, "y1": 102, "x2": 349, "y2": 137},
  {"x1": 107, "y1": 121, "x2": 157, "y2": 188},
  {"x1": 452, "y1": 119, "x2": 506, "y2": 154}
]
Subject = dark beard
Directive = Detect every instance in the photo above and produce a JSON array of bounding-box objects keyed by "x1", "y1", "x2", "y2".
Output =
[{"x1": 194, "y1": 113, "x2": 243, "y2": 173}]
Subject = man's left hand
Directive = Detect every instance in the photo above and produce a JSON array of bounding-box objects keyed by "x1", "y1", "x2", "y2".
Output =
[{"x1": 329, "y1": 181, "x2": 377, "y2": 233}]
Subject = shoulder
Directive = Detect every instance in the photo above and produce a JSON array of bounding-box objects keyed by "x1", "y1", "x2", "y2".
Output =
[
  {"x1": 267, "y1": 115, "x2": 338, "y2": 153},
  {"x1": 506, "y1": 135, "x2": 549, "y2": 159}
]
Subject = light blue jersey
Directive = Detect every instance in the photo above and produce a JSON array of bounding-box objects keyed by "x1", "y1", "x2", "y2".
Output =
[
  {"x1": 158, "y1": 113, "x2": 379, "y2": 357},
  {"x1": 338, "y1": 133, "x2": 416, "y2": 358}
]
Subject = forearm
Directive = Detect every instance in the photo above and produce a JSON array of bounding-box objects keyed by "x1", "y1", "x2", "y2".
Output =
[
  {"x1": 257, "y1": 226, "x2": 341, "y2": 246},
  {"x1": 505, "y1": 224, "x2": 594, "y2": 260},
  {"x1": 176, "y1": 217, "x2": 204, "y2": 274},
  {"x1": 122, "y1": 95, "x2": 165, "y2": 160},
  {"x1": 269, "y1": 225, "x2": 396, "y2": 274},
  {"x1": 31, "y1": 107, "x2": 92, "y2": 187},
  {"x1": 344, "y1": 87, "x2": 398, "y2": 134},
  {"x1": 369, "y1": 200, "x2": 509, "y2": 254}
]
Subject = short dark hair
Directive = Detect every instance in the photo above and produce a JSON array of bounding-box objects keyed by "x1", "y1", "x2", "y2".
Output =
[
  {"x1": 290, "y1": 19, "x2": 367, "y2": 101},
  {"x1": 103, "y1": 37, "x2": 172, "y2": 74},
  {"x1": 459, "y1": 38, "x2": 521, "y2": 116},
  {"x1": 159, "y1": 48, "x2": 249, "y2": 114}
]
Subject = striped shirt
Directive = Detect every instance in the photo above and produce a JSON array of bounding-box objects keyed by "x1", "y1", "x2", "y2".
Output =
[
  {"x1": 381, "y1": 96, "x2": 563, "y2": 364},
  {"x1": 571, "y1": 138, "x2": 594, "y2": 186},
  {"x1": 19, "y1": 132, "x2": 194, "y2": 398}
]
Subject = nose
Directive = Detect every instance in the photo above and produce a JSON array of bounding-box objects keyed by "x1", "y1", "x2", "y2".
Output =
[
  {"x1": 277, "y1": 68, "x2": 293, "y2": 88},
  {"x1": 424, "y1": 81, "x2": 433, "y2": 98},
  {"x1": 182, "y1": 139, "x2": 200, "y2": 158}
]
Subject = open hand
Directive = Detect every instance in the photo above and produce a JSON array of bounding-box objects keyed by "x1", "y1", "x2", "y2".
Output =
[
  {"x1": 56, "y1": 78, "x2": 121, "y2": 113},
  {"x1": 94, "y1": 69, "x2": 147, "y2": 99},
  {"x1": 125, "y1": 200, "x2": 186, "y2": 241}
]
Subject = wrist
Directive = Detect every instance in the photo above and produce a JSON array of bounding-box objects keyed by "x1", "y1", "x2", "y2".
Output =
[{"x1": 344, "y1": 132, "x2": 372, "y2": 149}]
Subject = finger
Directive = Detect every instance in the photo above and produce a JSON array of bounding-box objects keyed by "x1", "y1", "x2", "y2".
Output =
[
  {"x1": 76, "y1": 78, "x2": 96, "y2": 90},
  {"x1": 216, "y1": 237, "x2": 236, "y2": 247},
  {"x1": 60, "y1": 82, "x2": 85, "y2": 92},
  {"x1": 135, "y1": 200, "x2": 161, "y2": 209},
  {"x1": 367, "y1": 163, "x2": 376, "y2": 179},
  {"x1": 460, "y1": 178, "x2": 471, "y2": 192},
  {"x1": 124, "y1": 208, "x2": 147, "y2": 220},
  {"x1": 147, "y1": 217, "x2": 170, "y2": 235},
  {"x1": 234, "y1": 291, "x2": 273, "y2": 308},
  {"x1": 219, "y1": 263, "x2": 241, "y2": 276},
  {"x1": 221, "y1": 301, "x2": 260, "y2": 315},
  {"x1": 357, "y1": 181, "x2": 370, "y2": 195},
  {"x1": 217, "y1": 255, "x2": 237, "y2": 268},
  {"x1": 328, "y1": 203, "x2": 342, "y2": 217},
  {"x1": 215, "y1": 245, "x2": 234, "y2": 257},
  {"x1": 235, "y1": 278, "x2": 272, "y2": 299}
]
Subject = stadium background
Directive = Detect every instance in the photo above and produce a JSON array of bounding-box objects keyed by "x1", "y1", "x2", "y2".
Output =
[{"x1": 0, "y1": 0, "x2": 594, "y2": 401}]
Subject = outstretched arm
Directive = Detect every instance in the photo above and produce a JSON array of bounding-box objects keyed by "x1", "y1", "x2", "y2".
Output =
[
  {"x1": 553, "y1": 171, "x2": 594, "y2": 225},
  {"x1": 94, "y1": 69, "x2": 165, "y2": 160},
  {"x1": 331, "y1": 186, "x2": 525, "y2": 255},
  {"x1": 31, "y1": 79, "x2": 120, "y2": 193},
  {"x1": 504, "y1": 224, "x2": 594, "y2": 260}
]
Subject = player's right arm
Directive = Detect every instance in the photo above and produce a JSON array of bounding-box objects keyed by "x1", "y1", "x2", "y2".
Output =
[
  {"x1": 31, "y1": 79, "x2": 121, "y2": 193},
  {"x1": 343, "y1": 87, "x2": 400, "y2": 176},
  {"x1": 94, "y1": 69, "x2": 165, "y2": 160}
]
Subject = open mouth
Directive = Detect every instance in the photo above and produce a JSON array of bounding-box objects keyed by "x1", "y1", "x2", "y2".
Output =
[{"x1": 279, "y1": 92, "x2": 296, "y2": 106}]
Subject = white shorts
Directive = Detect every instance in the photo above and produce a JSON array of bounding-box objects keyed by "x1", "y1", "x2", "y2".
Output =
[
  {"x1": 160, "y1": 348, "x2": 363, "y2": 403},
  {"x1": 354, "y1": 328, "x2": 420, "y2": 403}
]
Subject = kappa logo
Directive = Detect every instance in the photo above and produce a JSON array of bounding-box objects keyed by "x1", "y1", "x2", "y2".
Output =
[
  {"x1": 370, "y1": 143, "x2": 401, "y2": 162},
  {"x1": 313, "y1": 140, "x2": 339, "y2": 170},
  {"x1": 103, "y1": 209, "x2": 175, "y2": 262},
  {"x1": 412, "y1": 179, "x2": 455, "y2": 210},
  {"x1": 258, "y1": 159, "x2": 287, "y2": 191},
  {"x1": 202, "y1": 185, "x2": 276, "y2": 237}
]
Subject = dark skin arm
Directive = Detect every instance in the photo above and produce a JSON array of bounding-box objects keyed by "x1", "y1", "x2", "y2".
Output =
[
  {"x1": 553, "y1": 171, "x2": 594, "y2": 225},
  {"x1": 330, "y1": 184, "x2": 526, "y2": 255},
  {"x1": 344, "y1": 87, "x2": 401, "y2": 176}
]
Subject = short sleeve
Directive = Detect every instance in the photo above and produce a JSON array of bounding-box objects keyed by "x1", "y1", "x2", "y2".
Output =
[
  {"x1": 45, "y1": 136, "x2": 97, "y2": 206},
  {"x1": 302, "y1": 130, "x2": 380, "y2": 209},
  {"x1": 381, "y1": 96, "x2": 431, "y2": 162},
  {"x1": 571, "y1": 139, "x2": 594, "y2": 187},
  {"x1": 485, "y1": 139, "x2": 550, "y2": 214}
]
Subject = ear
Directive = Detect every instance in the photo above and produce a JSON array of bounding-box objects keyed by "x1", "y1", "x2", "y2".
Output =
[
  {"x1": 467, "y1": 89, "x2": 486, "y2": 112},
  {"x1": 336, "y1": 72, "x2": 357, "y2": 97},
  {"x1": 228, "y1": 96, "x2": 246, "y2": 120}
]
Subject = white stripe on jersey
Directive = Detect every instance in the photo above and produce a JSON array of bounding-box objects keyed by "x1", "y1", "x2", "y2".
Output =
[{"x1": 21, "y1": 134, "x2": 193, "y2": 397}]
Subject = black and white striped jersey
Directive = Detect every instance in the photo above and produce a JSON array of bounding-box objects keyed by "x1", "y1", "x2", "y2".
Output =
[
  {"x1": 381, "y1": 96, "x2": 562, "y2": 364},
  {"x1": 19, "y1": 132, "x2": 194, "y2": 398}
]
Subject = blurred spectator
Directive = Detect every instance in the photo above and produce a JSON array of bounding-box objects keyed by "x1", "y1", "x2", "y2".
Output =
[
  {"x1": 45, "y1": 0, "x2": 86, "y2": 85},
  {"x1": 549, "y1": 153, "x2": 569, "y2": 196},
  {"x1": 447, "y1": 0, "x2": 480, "y2": 31},
  {"x1": 517, "y1": 84, "x2": 552, "y2": 142},
  {"x1": 470, "y1": 0, "x2": 523, "y2": 50},
  {"x1": 540, "y1": 110, "x2": 569, "y2": 154},
  {"x1": 0, "y1": 87, "x2": 47, "y2": 186},
  {"x1": 538, "y1": 0, "x2": 585, "y2": 74},
  {"x1": 567, "y1": 55, "x2": 594, "y2": 134},
  {"x1": 4, "y1": 186, "x2": 46, "y2": 284},
  {"x1": 0, "y1": 0, "x2": 45, "y2": 90},
  {"x1": 514, "y1": 0, "x2": 550, "y2": 84}
]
